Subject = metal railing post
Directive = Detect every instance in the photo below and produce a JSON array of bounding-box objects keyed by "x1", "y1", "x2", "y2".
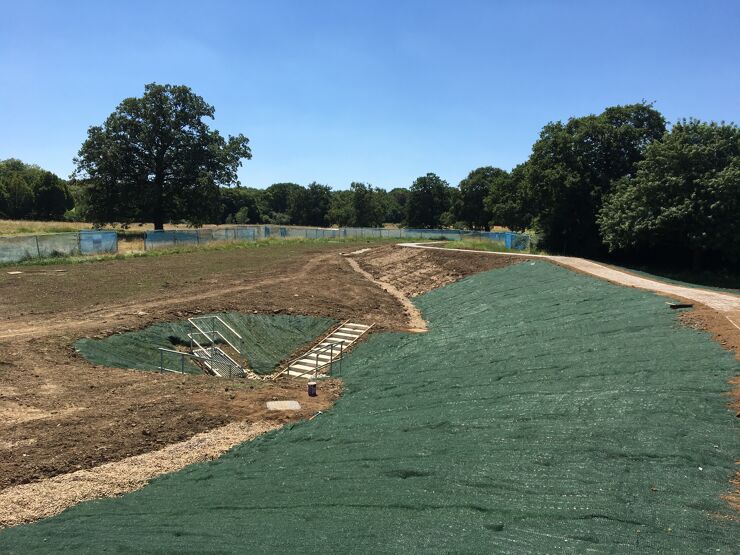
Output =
[{"x1": 160, "y1": 350, "x2": 164, "y2": 373}]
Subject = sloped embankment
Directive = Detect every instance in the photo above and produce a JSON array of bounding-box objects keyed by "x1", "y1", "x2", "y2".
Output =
[
  {"x1": 75, "y1": 313, "x2": 336, "y2": 375},
  {"x1": 2, "y1": 262, "x2": 737, "y2": 551}
]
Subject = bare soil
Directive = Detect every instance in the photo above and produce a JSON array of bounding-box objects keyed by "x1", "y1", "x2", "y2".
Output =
[
  {"x1": 0, "y1": 242, "x2": 502, "y2": 495},
  {"x1": 352, "y1": 243, "x2": 526, "y2": 297}
]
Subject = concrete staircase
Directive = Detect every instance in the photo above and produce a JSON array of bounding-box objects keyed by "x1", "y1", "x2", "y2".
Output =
[{"x1": 277, "y1": 321, "x2": 373, "y2": 379}]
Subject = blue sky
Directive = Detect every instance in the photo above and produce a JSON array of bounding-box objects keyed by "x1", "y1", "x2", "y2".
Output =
[{"x1": 1, "y1": 0, "x2": 738, "y2": 190}]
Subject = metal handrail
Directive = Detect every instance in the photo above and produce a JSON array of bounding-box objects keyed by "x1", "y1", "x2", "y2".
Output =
[
  {"x1": 188, "y1": 329, "x2": 241, "y2": 354},
  {"x1": 158, "y1": 347, "x2": 209, "y2": 374},
  {"x1": 189, "y1": 315, "x2": 242, "y2": 341},
  {"x1": 273, "y1": 320, "x2": 350, "y2": 379},
  {"x1": 189, "y1": 320, "x2": 242, "y2": 354}
]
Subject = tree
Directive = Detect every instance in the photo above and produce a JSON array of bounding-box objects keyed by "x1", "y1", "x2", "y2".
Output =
[
  {"x1": 74, "y1": 83, "x2": 251, "y2": 229},
  {"x1": 219, "y1": 187, "x2": 265, "y2": 224},
  {"x1": 288, "y1": 182, "x2": 332, "y2": 226},
  {"x1": 405, "y1": 173, "x2": 453, "y2": 228},
  {"x1": 598, "y1": 119, "x2": 740, "y2": 268},
  {"x1": 32, "y1": 171, "x2": 73, "y2": 220},
  {"x1": 350, "y1": 182, "x2": 385, "y2": 227},
  {"x1": 526, "y1": 103, "x2": 666, "y2": 255},
  {"x1": 384, "y1": 188, "x2": 408, "y2": 224},
  {"x1": 456, "y1": 166, "x2": 508, "y2": 229},
  {"x1": 0, "y1": 179, "x2": 7, "y2": 217},
  {"x1": 485, "y1": 163, "x2": 534, "y2": 231},
  {"x1": 264, "y1": 183, "x2": 302, "y2": 222},
  {"x1": 4, "y1": 174, "x2": 34, "y2": 218},
  {"x1": 328, "y1": 190, "x2": 354, "y2": 226}
]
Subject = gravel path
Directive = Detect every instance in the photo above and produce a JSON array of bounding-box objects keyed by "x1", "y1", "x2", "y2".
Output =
[{"x1": 400, "y1": 243, "x2": 740, "y2": 324}]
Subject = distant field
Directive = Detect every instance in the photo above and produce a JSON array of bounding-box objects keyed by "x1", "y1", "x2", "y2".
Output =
[{"x1": 0, "y1": 220, "x2": 238, "y2": 236}]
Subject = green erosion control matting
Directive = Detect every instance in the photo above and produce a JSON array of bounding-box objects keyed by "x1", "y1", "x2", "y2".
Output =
[
  {"x1": 3, "y1": 262, "x2": 738, "y2": 552},
  {"x1": 75, "y1": 313, "x2": 336, "y2": 375}
]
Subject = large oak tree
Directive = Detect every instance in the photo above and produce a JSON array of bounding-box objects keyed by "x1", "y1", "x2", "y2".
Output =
[{"x1": 75, "y1": 83, "x2": 251, "y2": 229}]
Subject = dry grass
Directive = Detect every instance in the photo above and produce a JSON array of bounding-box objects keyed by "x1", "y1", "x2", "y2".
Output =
[
  {"x1": 0, "y1": 220, "x2": 240, "y2": 236},
  {"x1": 0, "y1": 220, "x2": 92, "y2": 235}
]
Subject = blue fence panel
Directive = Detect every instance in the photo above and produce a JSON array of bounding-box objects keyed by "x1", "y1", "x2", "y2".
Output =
[
  {"x1": 234, "y1": 227, "x2": 257, "y2": 241},
  {"x1": 197, "y1": 229, "x2": 215, "y2": 244},
  {"x1": 509, "y1": 233, "x2": 530, "y2": 251},
  {"x1": 79, "y1": 230, "x2": 118, "y2": 255},
  {"x1": 36, "y1": 233, "x2": 81, "y2": 257},
  {"x1": 175, "y1": 230, "x2": 199, "y2": 245},
  {"x1": 145, "y1": 231, "x2": 177, "y2": 250},
  {"x1": 0, "y1": 235, "x2": 39, "y2": 263}
]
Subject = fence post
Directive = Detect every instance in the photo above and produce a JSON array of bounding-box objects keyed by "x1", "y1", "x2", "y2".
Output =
[{"x1": 34, "y1": 235, "x2": 41, "y2": 259}]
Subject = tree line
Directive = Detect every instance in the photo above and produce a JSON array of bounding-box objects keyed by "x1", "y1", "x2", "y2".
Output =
[{"x1": 1, "y1": 83, "x2": 737, "y2": 270}]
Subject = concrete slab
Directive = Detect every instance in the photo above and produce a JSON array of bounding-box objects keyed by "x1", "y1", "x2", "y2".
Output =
[{"x1": 266, "y1": 400, "x2": 302, "y2": 411}]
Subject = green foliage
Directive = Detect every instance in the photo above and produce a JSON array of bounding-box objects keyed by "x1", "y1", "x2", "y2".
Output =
[
  {"x1": 0, "y1": 158, "x2": 72, "y2": 220},
  {"x1": 456, "y1": 166, "x2": 507, "y2": 229},
  {"x1": 288, "y1": 182, "x2": 331, "y2": 226},
  {"x1": 526, "y1": 103, "x2": 666, "y2": 255},
  {"x1": 0, "y1": 177, "x2": 8, "y2": 218},
  {"x1": 3, "y1": 174, "x2": 35, "y2": 218},
  {"x1": 350, "y1": 182, "x2": 385, "y2": 227},
  {"x1": 264, "y1": 183, "x2": 302, "y2": 223},
  {"x1": 74, "y1": 83, "x2": 251, "y2": 230},
  {"x1": 327, "y1": 190, "x2": 353, "y2": 227},
  {"x1": 405, "y1": 173, "x2": 453, "y2": 228},
  {"x1": 220, "y1": 187, "x2": 265, "y2": 225},
  {"x1": 233, "y1": 206, "x2": 251, "y2": 224},
  {"x1": 599, "y1": 119, "x2": 740, "y2": 266},
  {"x1": 383, "y1": 187, "x2": 408, "y2": 223},
  {"x1": 32, "y1": 171, "x2": 73, "y2": 219},
  {"x1": 484, "y1": 163, "x2": 533, "y2": 231}
]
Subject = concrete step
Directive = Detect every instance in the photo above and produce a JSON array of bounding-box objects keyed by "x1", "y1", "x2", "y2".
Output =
[
  {"x1": 295, "y1": 358, "x2": 330, "y2": 368},
  {"x1": 277, "y1": 322, "x2": 373, "y2": 380},
  {"x1": 290, "y1": 362, "x2": 317, "y2": 372},
  {"x1": 338, "y1": 325, "x2": 363, "y2": 332},
  {"x1": 334, "y1": 331, "x2": 360, "y2": 339},
  {"x1": 302, "y1": 352, "x2": 331, "y2": 360},
  {"x1": 322, "y1": 337, "x2": 350, "y2": 344},
  {"x1": 286, "y1": 370, "x2": 312, "y2": 378}
]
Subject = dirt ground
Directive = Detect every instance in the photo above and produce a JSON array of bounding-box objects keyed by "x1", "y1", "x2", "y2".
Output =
[
  {"x1": 0, "y1": 242, "x2": 510, "y2": 494},
  {"x1": 1, "y1": 241, "x2": 738, "y2": 520},
  {"x1": 353, "y1": 243, "x2": 524, "y2": 297}
]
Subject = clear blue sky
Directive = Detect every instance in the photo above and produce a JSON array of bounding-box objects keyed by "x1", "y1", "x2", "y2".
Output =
[{"x1": 1, "y1": 0, "x2": 738, "y2": 190}]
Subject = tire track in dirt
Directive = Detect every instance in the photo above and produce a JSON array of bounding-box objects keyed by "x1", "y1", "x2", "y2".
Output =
[
  {"x1": 0, "y1": 253, "x2": 336, "y2": 342},
  {"x1": 343, "y1": 255, "x2": 428, "y2": 333}
]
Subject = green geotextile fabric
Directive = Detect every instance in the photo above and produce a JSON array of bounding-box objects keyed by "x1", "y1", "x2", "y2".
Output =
[
  {"x1": 4, "y1": 262, "x2": 738, "y2": 553},
  {"x1": 75, "y1": 313, "x2": 335, "y2": 375}
]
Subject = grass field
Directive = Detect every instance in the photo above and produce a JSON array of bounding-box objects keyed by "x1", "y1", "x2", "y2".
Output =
[
  {"x1": 0, "y1": 219, "x2": 240, "y2": 236},
  {"x1": 0, "y1": 235, "x2": 422, "y2": 268},
  {"x1": 1, "y1": 261, "x2": 736, "y2": 552}
]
